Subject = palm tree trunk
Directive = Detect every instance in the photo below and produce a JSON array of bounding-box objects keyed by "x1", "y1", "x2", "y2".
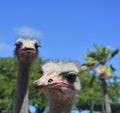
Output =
[{"x1": 101, "y1": 79, "x2": 111, "y2": 113}]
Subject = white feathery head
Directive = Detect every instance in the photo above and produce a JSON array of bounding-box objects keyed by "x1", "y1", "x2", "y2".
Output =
[
  {"x1": 34, "y1": 61, "x2": 81, "y2": 92},
  {"x1": 15, "y1": 38, "x2": 40, "y2": 49},
  {"x1": 41, "y1": 61, "x2": 79, "y2": 75},
  {"x1": 14, "y1": 37, "x2": 40, "y2": 62}
]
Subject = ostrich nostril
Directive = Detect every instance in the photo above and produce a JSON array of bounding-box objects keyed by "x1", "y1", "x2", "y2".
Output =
[{"x1": 48, "y1": 79, "x2": 53, "y2": 83}]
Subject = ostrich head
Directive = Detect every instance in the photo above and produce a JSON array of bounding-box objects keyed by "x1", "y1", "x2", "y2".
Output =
[
  {"x1": 33, "y1": 61, "x2": 81, "y2": 101},
  {"x1": 14, "y1": 38, "x2": 40, "y2": 63}
]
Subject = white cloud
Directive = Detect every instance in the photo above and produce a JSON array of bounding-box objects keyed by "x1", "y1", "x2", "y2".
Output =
[
  {"x1": 15, "y1": 26, "x2": 43, "y2": 38},
  {"x1": 0, "y1": 43, "x2": 12, "y2": 51}
]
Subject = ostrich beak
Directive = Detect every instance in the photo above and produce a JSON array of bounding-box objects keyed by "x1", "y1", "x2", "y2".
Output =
[
  {"x1": 33, "y1": 72, "x2": 56, "y2": 89},
  {"x1": 33, "y1": 72, "x2": 71, "y2": 89}
]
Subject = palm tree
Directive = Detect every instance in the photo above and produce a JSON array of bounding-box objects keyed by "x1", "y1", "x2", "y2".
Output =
[{"x1": 83, "y1": 44, "x2": 119, "y2": 113}]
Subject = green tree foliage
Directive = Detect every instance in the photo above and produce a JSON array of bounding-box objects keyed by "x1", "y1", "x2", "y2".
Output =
[
  {"x1": 77, "y1": 72, "x2": 102, "y2": 106},
  {"x1": 0, "y1": 57, "x2": 16, "y2": 112}
]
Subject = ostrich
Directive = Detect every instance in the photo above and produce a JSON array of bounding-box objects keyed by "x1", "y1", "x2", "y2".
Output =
[
  {"x1": 14, "y1": 38, "x2": 40, "y2": 113},
  {"x1": 33, "y1": 61, "x2": 81, "y2": 113}
]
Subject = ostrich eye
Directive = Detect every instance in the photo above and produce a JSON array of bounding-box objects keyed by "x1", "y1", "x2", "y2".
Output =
[
  {"x1": 66, "y1": 72, "x2": 77, "y2": 84},
  {"x1": 15, "y1": 42, "x2": 23, "y2": 49},
  {"x1": 34, "y1": 43, "x2": 40, "y2": 49}
]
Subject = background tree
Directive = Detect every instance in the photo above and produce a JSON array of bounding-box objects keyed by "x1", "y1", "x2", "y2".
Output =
[
  {"x1": 82, "y1": 44, "x2": 119, "y2": 113},
  {"x1": 0, "y1": 57, "x2": 16, "y2": 113}
]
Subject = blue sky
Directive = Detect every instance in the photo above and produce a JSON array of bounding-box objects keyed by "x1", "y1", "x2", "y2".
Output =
[{"x1": 0, "y1": 0, "x2": 120, "y2": 75}]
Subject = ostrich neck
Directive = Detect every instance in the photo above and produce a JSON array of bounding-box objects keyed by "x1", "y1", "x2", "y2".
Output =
[
  {"x1": 15, "y1": 62, "x2": 32, "y2": 113},
  {"x1": 49, "y1": 97, "x2": 75, "y2": 113}
]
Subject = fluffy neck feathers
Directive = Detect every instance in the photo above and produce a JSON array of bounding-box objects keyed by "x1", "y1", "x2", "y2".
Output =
[{"x1": 49, "y1": 96, "x2": 76, "y2": 113}]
